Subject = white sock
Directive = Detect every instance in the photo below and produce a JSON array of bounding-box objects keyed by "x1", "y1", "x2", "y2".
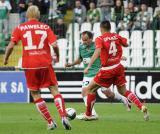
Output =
[
  {"x1": 114, "y1": 93, "x2": 127, "y2": 105},
  {"x1": 83, "y1": 96, "x2": 97, "y2": 116}
]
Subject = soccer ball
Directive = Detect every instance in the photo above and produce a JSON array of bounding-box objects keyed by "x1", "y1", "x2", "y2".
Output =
[{"x1": 66, "y1": 108, "x2": 76, "y2": 120}]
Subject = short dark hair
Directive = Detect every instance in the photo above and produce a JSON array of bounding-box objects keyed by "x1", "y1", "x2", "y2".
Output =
[
  {"x1": 100, "y1": 20, "x2": 111, "y2": 31},
  {"x1": 82, "y1": 31, "x2": 93, "y2": 39}
]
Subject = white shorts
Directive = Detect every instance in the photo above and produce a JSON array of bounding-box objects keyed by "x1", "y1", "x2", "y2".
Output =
[
  {"x1": 82, "y1": 77, "x2": 93, "y2": 88},
  {"x1": 82, "y1": 77, "x2": 108, "y2": 91}
]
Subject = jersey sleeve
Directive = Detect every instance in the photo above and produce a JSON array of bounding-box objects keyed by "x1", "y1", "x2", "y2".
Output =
[
  {"x1": 11, "y1": 27, "x2": 20, "y2": 44},
  {"x1": 95, "y1": 37, "x2": 103, "y2": 48},
  {"x1": 47, "y1": 27, "x2": 57, "y2": 45},
  {"x1": 117, "y1": 35, "x2": 127, "y2": 46}
]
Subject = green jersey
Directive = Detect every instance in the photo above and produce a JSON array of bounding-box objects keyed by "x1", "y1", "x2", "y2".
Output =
[
  {"x1": 79, "y1": 42, "x2": 101, "y2": 77},
  {"x1": 0, "y1": 1, "x2": 11, "y2": 19}
]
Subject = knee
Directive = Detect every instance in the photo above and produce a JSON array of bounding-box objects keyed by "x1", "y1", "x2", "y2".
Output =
[
  {"x1": 82, "y1": 86, "x2": 93, "y2": 96},
  {"x1": 49, "y1": 86, "x2": 59, "y2": 96},
  {"x1": 117, "y1": 85, "x2": 126, "y2": 96},
  {"x1": 82, "y1": 87, "x2": 88, "y2": 96},
  {"x1": 30, "y1": 90, "x2": 41, "y2": 101}
]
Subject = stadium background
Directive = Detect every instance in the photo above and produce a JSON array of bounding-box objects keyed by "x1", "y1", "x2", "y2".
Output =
[
  {"x1": 0, "y1": 1, "x2": 160, "y2": 134},
  {"x1": 0, "y1": 0, "x2": 159, "y2": 103}
]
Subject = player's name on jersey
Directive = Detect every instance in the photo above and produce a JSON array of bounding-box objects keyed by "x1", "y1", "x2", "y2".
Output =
[
  {"x1": 0, "y1": 82, "x2": 24, "y2": 94},
  {"x1": 18, "y1": 24, "x2": 49, "y2": 31},
  {"x1": 103, "y1": 36, "x2": 118, "y2": 42}
]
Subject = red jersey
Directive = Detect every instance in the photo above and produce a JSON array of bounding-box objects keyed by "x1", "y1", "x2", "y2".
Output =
[
  {"x1": 95, "y1": 32, "x2": 127, "y2": 67},
  {"x1": 11, "y1": 19, "x2": 57, "y2": 69}
]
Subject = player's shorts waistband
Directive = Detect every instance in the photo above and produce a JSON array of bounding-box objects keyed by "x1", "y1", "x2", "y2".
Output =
[{"x1": 101, "y1": 63, "x2": 120, "y2": 70}]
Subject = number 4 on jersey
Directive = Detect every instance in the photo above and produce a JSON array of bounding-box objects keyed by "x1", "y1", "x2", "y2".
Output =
[{"x1": 109, "y1": 41, "x2": 117, "y2": 56}]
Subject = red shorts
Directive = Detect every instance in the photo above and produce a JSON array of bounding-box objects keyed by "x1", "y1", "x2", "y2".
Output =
[
  {"x1": 24, "y1": 65, "x2": 58, "y2": 90},
  {"x1": 94, "y1": 64, "x2": 126, "y2": 88}
]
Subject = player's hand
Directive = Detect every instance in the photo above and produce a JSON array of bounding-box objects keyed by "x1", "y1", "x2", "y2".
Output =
[
  {"x1": 84, "y1": 67, "x2": 89, "y2": 74},
  {"x1": 3, "y1": 59, "x2": 8, "y2": 65},
  {"x1": 121, "y1": 56, "x2": 127, "y2": 61},
  {"x1": 56, "y1": 56, "x2": 59, "y2": 63},
  {"x1": 65, "y1": 63, "x2": 72, "y2": 68},
  {"x1": 53, "y1": 55, "x2": 59, "y2": 63}
]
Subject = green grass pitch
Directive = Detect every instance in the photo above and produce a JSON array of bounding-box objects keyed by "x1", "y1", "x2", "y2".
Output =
[{"x1": 0, "y1": 103, "x2": 160, "y2": 134}]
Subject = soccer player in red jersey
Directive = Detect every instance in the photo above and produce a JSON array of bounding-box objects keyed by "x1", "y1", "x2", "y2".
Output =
[
  {"x1": 83, "y1": 20, "x2": 149, "y2": 121},
  {"x1": 3, "y1": 6, "x2": 71, "y2": 130}
]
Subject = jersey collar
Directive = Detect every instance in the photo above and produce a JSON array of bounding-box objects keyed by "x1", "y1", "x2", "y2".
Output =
[
  {"x1": 83, "y1": 42, "x2": 94, "y2": 49},
  {"x1": 28, "y1": 19, "x2": 39, "y2": 22}
]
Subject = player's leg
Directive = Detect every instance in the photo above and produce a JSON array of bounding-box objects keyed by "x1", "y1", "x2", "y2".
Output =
[
  {"x1": 30, "y1": 90, "x2": 57, "y2": 130},
  {"x1": 117, "y1": 85, "x2": 142, "y2": 109},
  {"x1": 82, "y1": 87, "x2": 98, "y2": 117},
  {"x1": 82, "y1": 78, "x2": 98, "y2": 116},
  {"x1": 82, "y1": 69, "x2": 115, "y2": 120},
  {"x1": 76, "y1": 77, "x2": 98, "y2": 120},
  {"x1": 49, "y1": 86, "x2": 71, "y2": 130},
  {"x1": 117, "y1": 85, "x2": 149, "y2": 121},
  {"x1": 101, "y1": 88, "x2": 131, "y2": 111},
  {"x1": 49, "y1": 85, "x2": 71, "y2": 130},
  {"x1": 25, "y1": 69, "x2": 57, "y2": 130},
  {"x1": 49, "y1": 85, "x2": 66, "y2": 117},
  {"x1": 114, "y1": 64, "x2": 149, "y2": 121},
  {"x1": 83, "y1": 79, "x2": 100, "y2": 120},
  {"x1": 47, "y1": 65, "x2": 71, "y2": 130}
]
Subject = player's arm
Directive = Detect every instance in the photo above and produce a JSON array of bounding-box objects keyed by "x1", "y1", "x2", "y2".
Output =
[
  {"x1": 121, "y1": 41, "x2": 128, "y2": 47},
  {"x1": 84, "y1": 37, "x2": 102, "y2": 74},
  {"x1": 47, "y1": 26, "x2": 60, "y2": 63},
  {"x1": 117, "y1": 35, "x2": 129, "y2": 47},
  {"x1": 65, "y1": 45, "x2": 82, "y2": 67},
  {"x1": 51, "y1": 42, "x2": 59, "y2": 63},
  {"x1": 65, "y1": 57, "x2": 82, "y2": 68},
  {"x1": 121, "y1": 56, "x2": 127, "y2": 61},
  {"x1": 4, "y1": 26, "x2": 20, "y2": 65},
  {"x1": 4, "y1": 41, "x2": 15, "y2": 65}
]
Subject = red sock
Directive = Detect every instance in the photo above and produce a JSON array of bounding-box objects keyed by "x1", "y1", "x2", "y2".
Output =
[
  {"x1": 86, "y1": 94, "x2": 96, "y2": 116},
  {"x1": 54, "y1": 94, "x2": 66, "y2": 117},
  {"x1": 34, "y1": 98, "x2": 53, "y2": 124},
  {"x1": 124, "y1": 90, "x2": 143, "y2": 110}
]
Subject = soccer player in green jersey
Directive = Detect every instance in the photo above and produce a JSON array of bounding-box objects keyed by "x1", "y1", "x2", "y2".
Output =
[
  {"x1": 0, "y1": 0, "x2": 12, "y2": 40},
  {"x1": 65, "y1": 31, "x2": 131, "y2": 120}
]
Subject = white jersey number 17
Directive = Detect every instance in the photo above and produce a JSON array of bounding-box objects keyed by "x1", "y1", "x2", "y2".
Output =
[{"x1": 23, "y1": 30, "x2": 47, "y2": 50}]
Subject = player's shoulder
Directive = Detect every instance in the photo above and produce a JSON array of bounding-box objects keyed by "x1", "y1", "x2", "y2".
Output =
[
  {"x1": 90, "y1": 42, "x2": 95, "y2": 48},
  {"x1": 112, "y1": 32, "x2": 122, "y2": 38},
  {"x1": 15, "y1": 21, "x2": 28, "y2": 31},
  {"x1": 79, "y1": 44, "x2": 84, "y2": 50},
  {"x1": 95, "y1": 35, "x2": 103, "y2": 41},
  {"x1": 110, "y1": 33, "x2": 124, "y2": 41},
  {"x1": 17, "y1": 21, "x2": 31, "y2": 28},
  {"x1": 40, "y1": 22, "x2": 52, "y2": 31},
  {"x1": 91, "y1": 42, "x2": 96, "y2": 46}
]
